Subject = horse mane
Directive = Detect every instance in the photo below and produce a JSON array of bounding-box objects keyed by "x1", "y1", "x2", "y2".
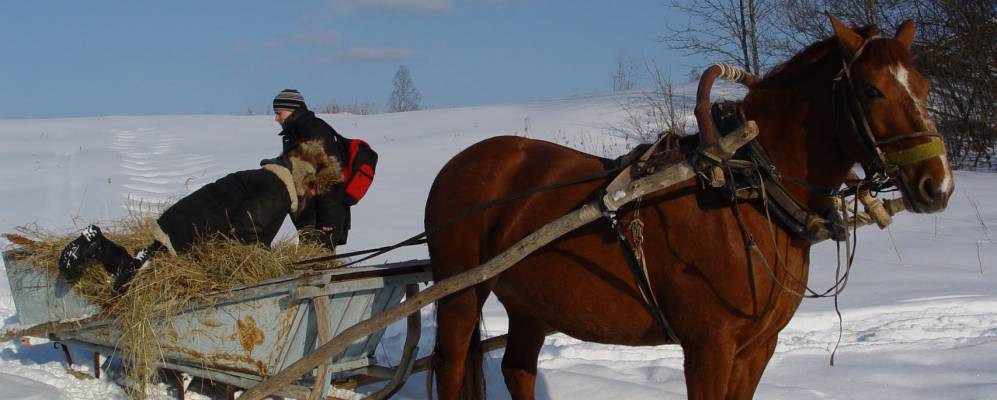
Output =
[{"x1": 755, "y1": 25, "x2": 884, "y2": 89}]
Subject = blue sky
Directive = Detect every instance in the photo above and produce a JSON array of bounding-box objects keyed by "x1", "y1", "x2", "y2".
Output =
[{"x1": 1, "y1": 1, "x2": 698, "y2": 119}]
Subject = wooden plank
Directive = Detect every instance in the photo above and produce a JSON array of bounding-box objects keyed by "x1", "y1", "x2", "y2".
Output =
[
  {"x1": 292, "y1": 271, "x2": 431, "y2": 300},
  {"x1": 357, "y1": 285, "x2": 405, "y2": 360},
  {"x1": 601, "y1": 121, "x2": 757, "y2": 211},
  {"x1": 332, "y1": 289, "x2": 375, "y2": 361},
  {"x1": 307, "y1": 296, "x2": 333, "y2": 400},
  {"x1": 0, "y1": 316, "x2": 104, "y2": 341},
  {"x1": 273, "y1": 303, "x2": 308, "y2": 373},
  {"x1": 205, "y1": 261, "x2": 431, "y2": 307},
  {"x1": 207, "y1": 259, "x2": 431, "y2": 302}
]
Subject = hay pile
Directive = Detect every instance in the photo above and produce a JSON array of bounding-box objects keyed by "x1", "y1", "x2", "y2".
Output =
[{"x1": 4, "y1": 214, "x2": 336, "y2": 395}]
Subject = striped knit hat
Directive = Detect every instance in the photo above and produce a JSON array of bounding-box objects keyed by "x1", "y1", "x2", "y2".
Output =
[{"x1": 273, "y1": 89, "x2": 307, "y2": 112}]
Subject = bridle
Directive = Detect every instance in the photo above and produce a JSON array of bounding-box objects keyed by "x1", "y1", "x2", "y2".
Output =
[{"x1": 831, "y1": 36, "x2": 947, "y2": 209}]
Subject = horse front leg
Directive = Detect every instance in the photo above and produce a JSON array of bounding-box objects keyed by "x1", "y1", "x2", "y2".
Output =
[
  {"x1": 725, "y1": 335, "x2": 778, "y2": 400},
  {"x1": 682, "y1": 339, "x2": 737, "y2": 400}
]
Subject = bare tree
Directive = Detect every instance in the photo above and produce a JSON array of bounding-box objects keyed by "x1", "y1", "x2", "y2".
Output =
[
  {"x1": 388, "y1": 65, "x2": 422, "y2": 113},
  {"x1": 661, "y1": 0, "x2": 782, "y2": 75},
  {"x1": 915, "y1": 0, "x2": 997, "y2": 168},
  {"x1": 772, "y1": 0, "x2": 917, "y2": 56},
  {"x1": 609, "y1": 61, "x2": 692, "y2": 144},
  {"x1": 612, "y1": 52, "x2": 642, "y2": 92}
]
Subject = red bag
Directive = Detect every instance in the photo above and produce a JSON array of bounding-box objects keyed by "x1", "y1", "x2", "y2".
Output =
[{"x1": 339, "y1": 136, "x2": 377, "y2": 205}]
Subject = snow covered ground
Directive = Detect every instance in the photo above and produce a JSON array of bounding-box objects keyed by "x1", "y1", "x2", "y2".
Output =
[{"x1": 1, "y1": 86, "x2": 995, "y2": 399}]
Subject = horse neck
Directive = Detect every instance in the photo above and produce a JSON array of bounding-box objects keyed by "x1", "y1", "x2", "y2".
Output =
[{"x1": 740, "y1": 70, "x2": 856, "y2": 211}]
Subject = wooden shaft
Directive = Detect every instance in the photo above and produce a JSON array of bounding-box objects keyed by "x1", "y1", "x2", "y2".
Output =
[
  {"x1": 335, "y1": 329, "x2": 557, "y2": 390},
  {"x1": 602, "y1": 122, "x2": 757, "y2": 212}
]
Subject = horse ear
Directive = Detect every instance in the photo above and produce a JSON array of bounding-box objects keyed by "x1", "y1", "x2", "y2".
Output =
[
  {"x1": 895, "y1": 19, "x2": 915, "y2": 51},
  {"x1": 827, "y1": 13, "x2": 863, "y2": 59}
]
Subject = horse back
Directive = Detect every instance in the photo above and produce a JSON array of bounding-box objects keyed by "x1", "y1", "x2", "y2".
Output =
[{"x1": 424, "y1": 136, "x2": 608, "y2": 272}]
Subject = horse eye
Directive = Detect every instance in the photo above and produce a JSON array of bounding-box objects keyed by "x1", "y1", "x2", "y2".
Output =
[{"x1": 864, "y1": 85, "x2": 883, "y2": 99}]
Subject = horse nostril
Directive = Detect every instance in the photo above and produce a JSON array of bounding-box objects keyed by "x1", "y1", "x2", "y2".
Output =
[{"x1": 918, "y1": 177, "x2": 940, "y2": 201}]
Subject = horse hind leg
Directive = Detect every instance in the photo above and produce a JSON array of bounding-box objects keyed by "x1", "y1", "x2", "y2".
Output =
[
  {"x1": 500, "y1": 312, "x2": 548, "y2": 400},
  {"x1": 434, "y1": 285, "x2": 490, "y2": 400}
]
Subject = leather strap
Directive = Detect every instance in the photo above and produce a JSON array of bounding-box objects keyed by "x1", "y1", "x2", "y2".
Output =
[
  {"x1": 883, "y1": 140, "x2": 947, "y2": 167},
  {"x1": 604, "y1": 207, "x2": 681, "y2": 344}
]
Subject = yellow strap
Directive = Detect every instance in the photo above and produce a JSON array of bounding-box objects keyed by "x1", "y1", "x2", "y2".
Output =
[{"x1": 883, "y1": 140, "x2": 946, "y2": 167}]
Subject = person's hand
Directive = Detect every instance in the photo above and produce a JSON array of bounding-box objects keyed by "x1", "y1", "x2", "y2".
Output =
[{"x1": 298, "y1": 227, "x2": 336, "y2": 250}]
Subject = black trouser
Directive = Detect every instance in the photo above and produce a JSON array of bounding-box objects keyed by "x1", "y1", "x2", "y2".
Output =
[
  {"x1": 293, "y1": 190, "x2": 350, "y2": 246},
  {"x1": 94, "y1": 237, "x2": 167, "y2": 275}
]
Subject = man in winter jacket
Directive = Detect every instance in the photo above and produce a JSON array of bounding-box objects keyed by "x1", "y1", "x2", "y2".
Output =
[
  {"x1": 272, "y1": 89, "x2": 356, "y2": 248},
  {"x1": 57, "y1": 140, "x2": 343, "y2": 292}
]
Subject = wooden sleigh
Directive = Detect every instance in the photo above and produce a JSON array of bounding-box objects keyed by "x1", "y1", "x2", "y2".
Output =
[{"x1": 2, "y1": 252, "x2": 431, "y2": 399}]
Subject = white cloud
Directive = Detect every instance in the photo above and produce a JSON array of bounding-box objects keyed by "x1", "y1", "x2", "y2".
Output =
[
  {"x1": 289, "y1": 30, "x2": 345, "y2": 47},
  {"x1": 329, "y1": 0, "x2": 452, "y2": 15},
  {"x1": 260, "y1": 29, "x2": 345, "y2": 48},
  {"x1": 329, "y1": 47, "x2": 416, "y2": 63}
]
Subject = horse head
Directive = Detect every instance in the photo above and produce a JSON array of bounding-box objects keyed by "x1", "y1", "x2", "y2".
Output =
[{"x1": 828, "y1": 14, "x2": 953, "y2": 213}]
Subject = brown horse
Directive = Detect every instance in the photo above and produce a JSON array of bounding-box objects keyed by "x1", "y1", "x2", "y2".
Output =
[{"x1": 425, "y1": 15, "x2": 953, "y2": 400}]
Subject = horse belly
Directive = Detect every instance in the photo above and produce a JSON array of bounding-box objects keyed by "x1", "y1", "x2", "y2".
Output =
[{"x1": 493, "y1": 237, "x2": 669, "y2": 346}]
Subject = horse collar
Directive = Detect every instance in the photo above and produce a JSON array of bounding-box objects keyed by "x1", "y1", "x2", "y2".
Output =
[{"x1": 709, "y1": 101, "x2": 848, "y2": 243}]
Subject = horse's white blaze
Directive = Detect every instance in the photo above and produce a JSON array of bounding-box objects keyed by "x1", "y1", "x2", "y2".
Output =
[
  {"x1": 940, "y1": 155, "x2": 954, "y2": 195},
  {"x1": 890, "y1": 64, "x2": 933, "y2": 130},
  {"x1": 892, "y1": 63, "x2": 952, "y2": 196}
]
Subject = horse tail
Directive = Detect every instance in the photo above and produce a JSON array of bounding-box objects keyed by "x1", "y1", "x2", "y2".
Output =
[
  {"x1": 462, "y1": 324, "x2": 486, "y2": 400},
  {"x1": 426, "y1": 350, "x2": 436, "y2": 400},
  {"x1": 430, "y1": 305, "x2": 487, "y2": 400}
]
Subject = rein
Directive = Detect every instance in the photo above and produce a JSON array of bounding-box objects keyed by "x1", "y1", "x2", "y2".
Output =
[{"x1": 292, "y1": 159, "x2": 632, "y2": 268}]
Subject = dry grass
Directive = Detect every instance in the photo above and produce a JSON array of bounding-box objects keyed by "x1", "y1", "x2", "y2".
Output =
[{"x1": 4, "y1": 214, "x2": 335, "y2": 395}]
